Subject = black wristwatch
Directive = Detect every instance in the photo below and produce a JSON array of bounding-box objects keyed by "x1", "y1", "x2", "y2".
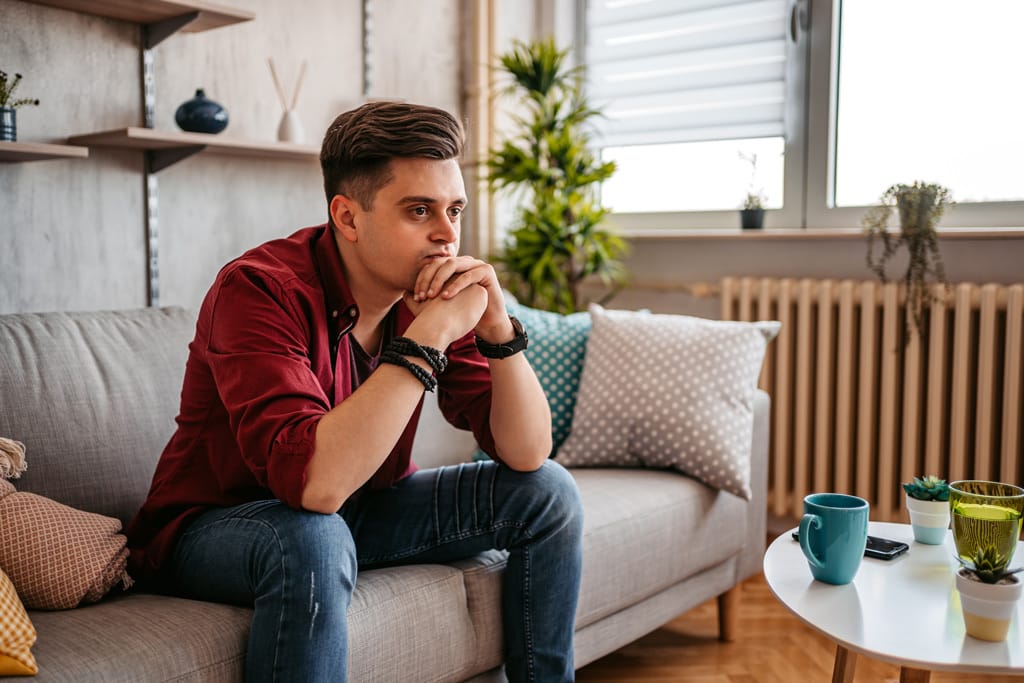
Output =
[{"x1": 475, "y1": 316, "x2": 528, "y2": 359}]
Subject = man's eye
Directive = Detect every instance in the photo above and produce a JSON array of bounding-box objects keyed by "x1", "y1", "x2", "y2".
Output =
[
  {"x1": 448, "y1": 207, "x2": 462, "y2": 218},
  {"x1": 412, "y1": 206, "x2": 428, "y2": 217}
]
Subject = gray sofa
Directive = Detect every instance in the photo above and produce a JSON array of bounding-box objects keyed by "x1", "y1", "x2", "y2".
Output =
[{"x1": 0, "y1": 306, "x2": 769, "y2": 682}]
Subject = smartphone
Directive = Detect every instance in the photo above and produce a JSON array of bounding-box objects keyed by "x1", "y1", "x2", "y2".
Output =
[{"x1": 791, "y1": 531, "x2": 909, "y2": 560}]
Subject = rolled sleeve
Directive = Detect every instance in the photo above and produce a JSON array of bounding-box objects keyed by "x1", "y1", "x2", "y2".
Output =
[{"x1": 206, "y1": 266, "x2": 328, "y2": 509}]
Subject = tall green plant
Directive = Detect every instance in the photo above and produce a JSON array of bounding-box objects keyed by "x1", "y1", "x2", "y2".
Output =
[{"x1": 487, "y1": 39, "x2": 627, "y2": 314}]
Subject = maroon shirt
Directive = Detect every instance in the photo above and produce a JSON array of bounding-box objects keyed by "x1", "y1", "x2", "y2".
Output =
[{"x1": 126, "y1": 225, "x2": 497, "y2": 583}]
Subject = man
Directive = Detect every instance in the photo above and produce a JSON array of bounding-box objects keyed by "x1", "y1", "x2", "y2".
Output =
[{"x1": 126, "y1": 101, "x2": 584, "y2": 682}]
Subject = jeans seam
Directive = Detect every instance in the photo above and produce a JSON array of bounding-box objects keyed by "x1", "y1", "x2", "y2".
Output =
[
  {"x1": 178, "y1": 512, "x2": 290, "y2": 681},
  {"x1": 523, "y1": 544, "x2": 535, "y2": 682}
]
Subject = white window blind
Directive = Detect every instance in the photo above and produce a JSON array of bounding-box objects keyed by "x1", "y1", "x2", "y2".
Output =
[{"x1": 585, "y1": 0, "x2": 790, "y2": 148}]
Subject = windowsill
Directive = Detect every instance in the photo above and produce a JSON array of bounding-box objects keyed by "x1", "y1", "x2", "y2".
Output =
[{"x1": 625, "y1": 227, "x2": 1024, "y2": 241}]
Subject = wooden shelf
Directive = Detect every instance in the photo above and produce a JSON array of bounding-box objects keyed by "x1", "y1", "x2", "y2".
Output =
[
  {"x1": 67, "y1": 127, "x2": 318, "y2": 171},
  {"x1": 24, "y1": 1, "x2": 254, "y2": 34},
  {"x1": 0, "y1": 140, "x2": 89, "y2": 162}
]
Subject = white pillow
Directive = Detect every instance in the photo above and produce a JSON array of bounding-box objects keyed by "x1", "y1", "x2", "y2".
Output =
[{"x1": 556, "y1": 305, "x2": 780, "y2": 500}]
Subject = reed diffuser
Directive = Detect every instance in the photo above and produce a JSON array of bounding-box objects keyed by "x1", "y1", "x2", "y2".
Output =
[{"x1": 268, "y1": 58, "x2": 306, "y2": 143}]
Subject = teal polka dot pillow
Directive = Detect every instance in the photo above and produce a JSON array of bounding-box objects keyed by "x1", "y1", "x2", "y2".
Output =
[
  {"x1": 473, "y1": 300, "x2": 591, "y2": 460},
  {"x1": 508, "y1": 300, "x2": 591, "y2": 451}
]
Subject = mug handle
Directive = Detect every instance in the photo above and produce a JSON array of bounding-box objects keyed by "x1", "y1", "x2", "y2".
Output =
[{"x1": 799, "y1": 514, "x2": 825, "y2": 569}]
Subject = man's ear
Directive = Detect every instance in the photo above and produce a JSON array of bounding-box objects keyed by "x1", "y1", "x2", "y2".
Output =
[{"x1": 330, "y1": 195, "x2": 360, "y2": 243}]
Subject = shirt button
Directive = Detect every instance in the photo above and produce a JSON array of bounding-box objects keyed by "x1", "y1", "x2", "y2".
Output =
[
  {"x1": 332, "y1": 309, "x2": 339, "y2": 318},
  {"x1": 348, "y1": 307, "x2": 357, "y2": 318}
]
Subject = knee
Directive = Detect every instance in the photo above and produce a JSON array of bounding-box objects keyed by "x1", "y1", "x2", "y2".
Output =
[
  {"x1": 253, "y1": 510, "x2": 358, "y2": 592},
  {"x1": 528, "y1": 461, "x2": 584, "y2": 536}
]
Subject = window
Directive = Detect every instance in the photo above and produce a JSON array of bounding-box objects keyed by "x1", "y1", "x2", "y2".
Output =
[{"x1": 583, "y1": 0, "x2": 1024, "y2": 230}]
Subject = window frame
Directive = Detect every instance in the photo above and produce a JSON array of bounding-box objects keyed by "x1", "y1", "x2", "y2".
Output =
[{"x1": 581, "y1": 0, "x2": 1024, "y2": 232}]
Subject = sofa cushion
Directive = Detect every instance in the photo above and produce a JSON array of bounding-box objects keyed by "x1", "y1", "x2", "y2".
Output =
[
  {"x1": 26, "y1": 593, "x2": 249, "y2": 682},
  {"x1": 0, "y1": 479, "x2": 131, "y2": 610},
  {"x1": 557, "y1": 305, "x2": 779, "y2": 500},
  {"x1": 347, "y1": 564, "x2": 480, "y2": 681},
  {"x1": 0, "y1": 308, "x2": 193, "y2": 526},
  {"x1": 570, "y1": 468, "x2": 748, "y2": 629},
  {"x1": 0, "y1": 569, "x2": 37, "y2": 676},
  {"x1": 452, "y1": 469, "x2": 748, "y2": 638},
  {"x1": 23, "y1": 563, "x2": 480, "y2": 682}
]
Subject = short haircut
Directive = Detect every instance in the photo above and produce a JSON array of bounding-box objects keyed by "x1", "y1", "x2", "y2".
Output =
[{"x1": 320, "y1": 101, "x2": 466, "y2": 210}]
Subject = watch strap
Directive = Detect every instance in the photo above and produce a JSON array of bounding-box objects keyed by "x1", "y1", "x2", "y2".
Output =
[{"x1": 475, "y1": 316, "x2": 528, "y2": 359}]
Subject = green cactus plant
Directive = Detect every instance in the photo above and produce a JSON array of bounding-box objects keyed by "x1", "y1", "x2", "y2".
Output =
[
  {"x1": 958, "y1": 545, "x2": 1024, "y2": 584},
  {"x1": 902, "y1": 475, "x2": 950, "y2": 502}
]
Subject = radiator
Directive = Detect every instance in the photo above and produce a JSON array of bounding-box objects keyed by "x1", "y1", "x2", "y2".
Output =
[{"x1": 721, "y1": 277, "x2": 1024, "y2": 522}]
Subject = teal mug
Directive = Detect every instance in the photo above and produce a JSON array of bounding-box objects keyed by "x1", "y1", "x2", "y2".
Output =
[{"x1": 799, "y1": 493, "x2": 870, "y2": 585}]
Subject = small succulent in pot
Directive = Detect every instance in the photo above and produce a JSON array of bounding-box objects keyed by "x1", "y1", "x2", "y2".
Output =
[
  {"x1": 902, "y1": 475, "x2": 950, "y2": 501},
  {"x1": 958, "y1": 545, "x2": 1023, "y2": 584}
]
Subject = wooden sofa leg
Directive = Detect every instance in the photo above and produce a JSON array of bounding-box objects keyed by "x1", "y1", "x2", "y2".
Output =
[{"x1": 717, "y1": 585, "x2": 740, "y2": 642}]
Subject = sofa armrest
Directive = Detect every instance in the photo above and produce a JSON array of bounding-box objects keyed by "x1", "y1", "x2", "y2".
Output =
[{"x1": 736, "y1": 389, "x2": 770, "y2": 583}]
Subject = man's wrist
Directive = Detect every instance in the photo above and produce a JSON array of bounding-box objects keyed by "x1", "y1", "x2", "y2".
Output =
[{"x1": 475, "y1": 316, "x2": 528, "y2": 359}]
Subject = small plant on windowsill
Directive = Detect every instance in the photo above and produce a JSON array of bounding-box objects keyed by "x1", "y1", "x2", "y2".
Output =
[
  {"x1": 863, "y1": 181, "x2": 953, "y2": 344},
  {"x1": 0, "y1": 70, "x2": 40, "y2": 142},
  {"x1": 738, "y1": 152, "x2": 766, "y2": 229}
]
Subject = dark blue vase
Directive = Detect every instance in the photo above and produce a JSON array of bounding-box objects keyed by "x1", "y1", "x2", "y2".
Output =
[{"x1": 174, "y1": 88, "x2": 228, "y2": 134}]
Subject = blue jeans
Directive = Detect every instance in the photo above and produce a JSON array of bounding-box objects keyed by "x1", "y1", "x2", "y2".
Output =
[{"x1": 167, "y1": 460, "x2": 584, "y2": 682}]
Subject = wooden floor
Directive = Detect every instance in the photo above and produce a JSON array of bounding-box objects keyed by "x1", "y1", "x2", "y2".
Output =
[{"x1": 576, "y1": 572, "x2": 1024, "y2": 682}]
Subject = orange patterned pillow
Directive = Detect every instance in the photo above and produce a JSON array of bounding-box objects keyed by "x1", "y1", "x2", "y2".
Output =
[
  {"x1": 0, "y1": 479, "x2": 133, "y2": 610},
  {"x1": 0, "y1": 568, "x2": 38, "y2": 676}
]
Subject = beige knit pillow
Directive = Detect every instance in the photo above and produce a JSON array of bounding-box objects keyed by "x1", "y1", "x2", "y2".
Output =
[{"x1": 0, "y1": 438, "x2": 133, "y2": 611}]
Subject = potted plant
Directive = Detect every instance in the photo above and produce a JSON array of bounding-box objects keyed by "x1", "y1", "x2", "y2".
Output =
[
  {"x1": 955, "y1": 545, "x2": 1023, "y2": 642},
  {"x1": 902, "y1": 475, "x2": 950, "y2": 545},
  {"x1": 0, "y1": 70, "x2": 40, "y2": 142},
  {"x1": 487, "y1": 38, "x2": 627, "y2": 314},
  {"x1": 738, "y1": 152, "x2": 766, "y2": 229},
  {"x1": 863, "y1": 181, "x2": 953, "y2": 343}
]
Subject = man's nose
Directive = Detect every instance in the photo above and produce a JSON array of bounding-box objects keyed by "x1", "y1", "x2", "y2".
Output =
[{"x1": 432, "y1": 216, "x2": 458, "y2": 243}]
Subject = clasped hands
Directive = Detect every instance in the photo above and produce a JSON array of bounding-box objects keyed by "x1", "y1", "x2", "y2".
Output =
[{"x1": 402, "y1": 256, "x2": 513, "y2": 351}]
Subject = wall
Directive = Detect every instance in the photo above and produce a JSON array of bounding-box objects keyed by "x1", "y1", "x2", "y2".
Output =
[
  {"x1": 0, "y1": 0, "x2": 461, "y2": 313},
  {"x1": 3, "y1": 0, "x2": 1020, "y2": 316},
  {"x1": 604, "y1": 233, "x2": 1024, "y2": 319}
]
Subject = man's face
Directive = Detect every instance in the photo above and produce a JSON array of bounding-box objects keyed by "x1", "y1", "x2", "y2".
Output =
[{"x1": 349, "y1": 157, "x2": 467, "y2": 294}]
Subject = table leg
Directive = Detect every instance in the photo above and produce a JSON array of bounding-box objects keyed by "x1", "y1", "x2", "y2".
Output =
[
  {"x1": 832, "y1": 645, "x2": 856, "y2": 683},
  {"x1": 899, "y1": 667, "x2": 930, "y2": 683}
]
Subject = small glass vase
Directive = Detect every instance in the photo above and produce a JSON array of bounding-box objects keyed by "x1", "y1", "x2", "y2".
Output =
[{"x1": 949, "y1": 480, "x2": 1024, "y2": 567}]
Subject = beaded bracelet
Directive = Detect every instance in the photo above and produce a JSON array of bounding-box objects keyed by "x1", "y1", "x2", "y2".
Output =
[
  {"x1": 380, "y1": 350, "x2": 438, "y2": 392},
  {"x1": 388, "y1": 336, "x2": 448, "y2": 375}
]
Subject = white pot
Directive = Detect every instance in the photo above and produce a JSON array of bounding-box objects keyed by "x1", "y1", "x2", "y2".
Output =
[
  {"x1": 955, "y1": 568, "x2": 1022, "y2": 641},
  {"x1": 906, "y1": 495, "x2": 950, "y2": 545}
]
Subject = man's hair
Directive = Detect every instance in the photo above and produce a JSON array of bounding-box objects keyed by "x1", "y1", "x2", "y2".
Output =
[{"x1": 320, "y1": 101, "x2": 466, "y2": 210}]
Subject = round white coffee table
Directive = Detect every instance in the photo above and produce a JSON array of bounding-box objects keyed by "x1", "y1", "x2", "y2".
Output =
[{"x1": 764, "y1": 521, "x2": 1024, "y2": 682}]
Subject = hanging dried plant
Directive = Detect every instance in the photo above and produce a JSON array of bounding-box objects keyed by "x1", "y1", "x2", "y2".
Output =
[{"x1": 863, "y1": 181, "x2": 953, "y2": 343}]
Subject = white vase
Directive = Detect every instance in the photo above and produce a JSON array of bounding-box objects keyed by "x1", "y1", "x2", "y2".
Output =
[
  {"x1": 906, "y1": 495, "x2": 949, "y2": 545},
  {"x1": 956, "y1": 569, "x2": 1022, "y2": 641},
  {"x1": 277, "y1": 109, "x2": 304, "y2": 143}
]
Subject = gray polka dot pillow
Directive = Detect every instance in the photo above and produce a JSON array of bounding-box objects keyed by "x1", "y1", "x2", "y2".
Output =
[{"x1": 556, "y1": 305, "x2": 780, "y2": 500}]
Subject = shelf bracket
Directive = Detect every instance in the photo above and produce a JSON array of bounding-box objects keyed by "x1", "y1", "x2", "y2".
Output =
[
  {"x1": 147, "y1": 146, "x2": 206, "y2": 172},
  {"x1": 144, "y1": 11, "x2": 201, "y2": 49}
]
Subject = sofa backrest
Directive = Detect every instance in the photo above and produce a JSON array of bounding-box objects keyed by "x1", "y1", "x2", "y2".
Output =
[{"x1": 0, "y1": 308, "x2": 194, "y2": 526}]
